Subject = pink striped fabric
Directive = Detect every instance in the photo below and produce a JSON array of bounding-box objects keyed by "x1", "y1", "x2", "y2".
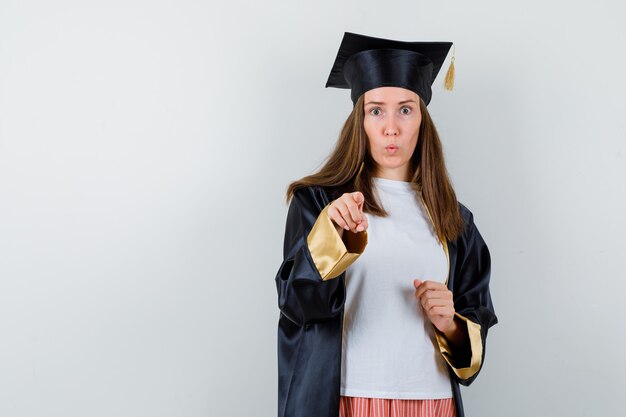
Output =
[{"x1": 339, "y1": 396, "x2": 456, "y2": 417}]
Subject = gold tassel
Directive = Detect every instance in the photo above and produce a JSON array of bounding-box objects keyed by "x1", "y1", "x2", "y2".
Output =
[{"x1": 444, "y1": 44, "x2": 455, "y2": 91}]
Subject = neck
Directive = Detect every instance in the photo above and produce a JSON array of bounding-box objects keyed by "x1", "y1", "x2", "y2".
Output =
[{"x1": 374, "y1": 166, "x2": 411, "y2": 182}]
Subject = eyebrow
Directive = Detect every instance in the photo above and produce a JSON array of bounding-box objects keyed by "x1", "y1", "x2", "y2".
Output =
[{"x1": 364, "y1": 99, "x2": 418, "y2": 106}]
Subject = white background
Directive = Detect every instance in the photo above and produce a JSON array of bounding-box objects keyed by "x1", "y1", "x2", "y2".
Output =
[{"x1": 1, "y1": 1, "x2": 625, "y2": 416}]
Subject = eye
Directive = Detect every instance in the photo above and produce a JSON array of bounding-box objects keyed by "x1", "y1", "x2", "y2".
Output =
[
  {"x1": 369, "y1": 107, "x2": 382, "y2": 116},
  {"x1": 400, "y1": 106, "x2": 412, "y2": 115}
]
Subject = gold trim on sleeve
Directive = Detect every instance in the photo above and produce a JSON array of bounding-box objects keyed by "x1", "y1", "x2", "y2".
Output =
[
  {"x1": 307, "y1": 203, "x2": 368, "y2": 281},
  {"x1": 419, "y1": 192, "x2": 480, "y2": 379},
  {"x1": 434, "y1": 312, "x2": 483, "y2": 380}
]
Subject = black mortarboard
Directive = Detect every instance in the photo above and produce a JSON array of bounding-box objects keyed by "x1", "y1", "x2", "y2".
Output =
[{"x1": 325, "y1": 32, "x2": 455, "y2": 106}]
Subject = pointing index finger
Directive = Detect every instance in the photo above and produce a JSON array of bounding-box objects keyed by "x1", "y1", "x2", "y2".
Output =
[{"x1": 345, "y1": 198, "x2": 362, "y2": 224}]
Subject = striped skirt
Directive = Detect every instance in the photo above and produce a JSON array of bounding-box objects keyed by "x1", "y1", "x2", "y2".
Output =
[{"x1": 339, "y1": 396, "x2": 456, "y2": 417}]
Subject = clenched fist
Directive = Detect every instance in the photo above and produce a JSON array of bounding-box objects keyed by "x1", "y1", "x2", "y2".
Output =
[
  {"x1": 327, "y1": 191, "x2": 369, "y2": 235},
  {"x1": 413, "y1": 279, "x2": 455, "y2": 333}
]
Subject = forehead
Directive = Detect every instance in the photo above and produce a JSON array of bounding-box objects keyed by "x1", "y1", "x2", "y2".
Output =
[{"x1": 363, "y1": 86, "x2": 419, "y2": 103}]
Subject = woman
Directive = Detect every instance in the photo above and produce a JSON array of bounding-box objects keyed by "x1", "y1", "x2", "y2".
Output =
[{"x1": 275, "y1": 32, "x2": 497, "y2": 417}]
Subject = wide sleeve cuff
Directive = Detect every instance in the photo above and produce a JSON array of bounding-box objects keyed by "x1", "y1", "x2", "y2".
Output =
[
  {"x1": 306, "y1": 203, "x2": 368, "y2": 281},
  {"x1": 434, "y1": 312, "x2": 483, "y2": 380}
]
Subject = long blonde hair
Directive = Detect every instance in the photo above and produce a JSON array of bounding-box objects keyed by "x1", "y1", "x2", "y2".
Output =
[{"x1": 285, "y1": 95, "x2": 464, "y2": 242}]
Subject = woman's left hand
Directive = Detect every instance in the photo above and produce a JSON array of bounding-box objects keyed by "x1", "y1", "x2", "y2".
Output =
[{"x1": 413, "y1": 279, "x2": 455, "y2": 333}]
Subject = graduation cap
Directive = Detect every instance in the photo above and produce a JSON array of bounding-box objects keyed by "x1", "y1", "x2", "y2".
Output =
[{"x1": 325, "y1": 32, "x2": 455, "y2": 106}]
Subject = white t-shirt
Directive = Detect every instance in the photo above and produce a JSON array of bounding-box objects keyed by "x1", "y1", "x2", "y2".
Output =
[{"x1": 340, "y1": 177, "x2": 452, "y2": 399}]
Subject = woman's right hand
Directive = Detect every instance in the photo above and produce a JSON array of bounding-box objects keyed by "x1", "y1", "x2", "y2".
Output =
[{"x1": 327, "y1": 192, "x2": 368, "y2": 234}]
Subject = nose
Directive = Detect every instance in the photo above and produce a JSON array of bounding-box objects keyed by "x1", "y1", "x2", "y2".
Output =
[{"x1": 384, "y1": 115, "x2": 399, "y2": 136}]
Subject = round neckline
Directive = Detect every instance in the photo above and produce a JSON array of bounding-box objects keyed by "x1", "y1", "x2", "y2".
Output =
[{"x1": 373, "y1": 177, "x2": 415, "y2": 194}]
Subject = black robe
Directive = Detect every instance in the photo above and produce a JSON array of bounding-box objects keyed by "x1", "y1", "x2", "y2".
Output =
[{"x1": 275, "y1": 185, "x2": 498, "y2": 417}]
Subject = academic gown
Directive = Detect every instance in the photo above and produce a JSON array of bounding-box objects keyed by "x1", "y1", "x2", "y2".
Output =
[{"x1": 275, "y1": 185, "x2": 498, "y2": 417}]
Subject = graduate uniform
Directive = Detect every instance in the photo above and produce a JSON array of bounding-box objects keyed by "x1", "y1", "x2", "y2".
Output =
[
  {"x1": 276, "y1": 186, "x2": 497, "y2": 417},
  {"x1": 275, "y1": 32, "x2": 498, "y2": 417}
]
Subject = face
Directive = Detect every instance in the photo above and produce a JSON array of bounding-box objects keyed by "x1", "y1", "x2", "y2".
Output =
[{"x1": 363, "y1": 86, "x2": 422, "y2": 181}]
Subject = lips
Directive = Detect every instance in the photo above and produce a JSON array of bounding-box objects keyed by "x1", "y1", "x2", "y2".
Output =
[{"x1": 385, "y1": 146, "x2": 398, "y2": 154}]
